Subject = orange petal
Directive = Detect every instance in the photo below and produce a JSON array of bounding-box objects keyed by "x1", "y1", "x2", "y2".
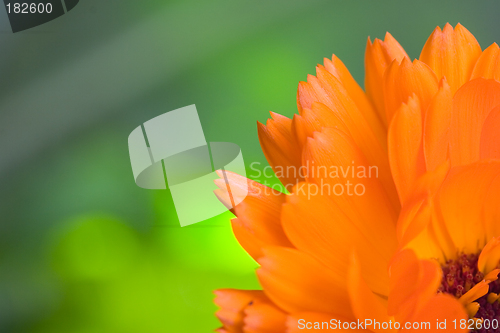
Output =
[
  {"x1": 396, "y1": 160, "x2": 450, "y2": 241},
  {"x1": 297, "y1": 81, "x2": 318, "y2": 115},
  {"x1": 300, "y1": 67, "x2": 399, "y2": 207},
  {"x1": 406, "y1": 294, "x2": 468, "y2": 333},
  {"x1": 281, "y1": 187, "x2": 393, "y2": 296},
  {"x1": 388, "y1": 96, "x2": 426, "y2": 204},
  {"x1": 423, "y1": 79, "x2": 453, "y2": 171},
  {"x1": 387, "y1": 250, "x2": 420, "y2": 318},
  {"x1": 419, "y1": 23, "x2": 482, "y2": 94},
  {"x1": 258, "y1": 112, "x2": 303, "y2": 187},
  {"x1": 214, "y1": 289, "x2": 268, "y2": 333},
  {"x1": 478, "y1": 237, "x2": 500, "y2": 275},
  {"x1": 291, "y1": 102, "x2": 348, "y2": 150},
  {"x1": 483, "y1": 168, "x2": 500, "y2": 240},
  {"x1": 388, "y1": 250, "x2": 444, "y2": 323},
  {"x1": 396, "y1": 194, "x2": 450, "y2": 263},
  {"x1": 437, "y1": 161, "x2": 500, "y2": 253},
  {"x1": 243, "y1": 302, "x2": 287, "y2": 333},
  {"x1": 257, "y1": 246, "x2": 353, "y2": 319},
  {"x1": 480, "y1": 104, "x2": 500, "y2": 159},
  {"x1": 365, "y1": 33, "x2": 409, "y2": 126},
  {"x1": 215, "y1": 171, "x2": 292, "y2": 260},
  {"x1": 324, "y1": 55, "x2": 386, "y2": 147},
  {"x1": 301, "y1": 128, "x2": 398, "y2": 257},
  {"x1": 230, "y1": 218, "x2": 264, "y2": 262},
  {"x1": 215, "y1": 328, "x2": 230, "y2": 333},
  {"x1": 471, "y1": 43, "x2": 500, "y2": 81},
  {"x1": 347, "y1": 253, "x2": 392, "y2": 333},
  {"x1": 449, "y1": 78, "x2": 500, "y2": 166},
  {"x1": 383, "y1": 58, "x2": 439, "y2": 125}
]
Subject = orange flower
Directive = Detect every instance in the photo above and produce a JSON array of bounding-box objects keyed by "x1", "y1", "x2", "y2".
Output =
[{"x1": 214, "y1": 23, "x2": 500, "y2": 332}]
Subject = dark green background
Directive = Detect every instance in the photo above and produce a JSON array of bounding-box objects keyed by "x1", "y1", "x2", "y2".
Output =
[{"x1": 0, "y1": 1, "x2": 499, "y2": 331}]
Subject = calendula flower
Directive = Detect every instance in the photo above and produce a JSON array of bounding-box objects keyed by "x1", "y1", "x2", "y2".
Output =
[{"x1": 214, "y1": 23, "x2": 500, "y2": 332}]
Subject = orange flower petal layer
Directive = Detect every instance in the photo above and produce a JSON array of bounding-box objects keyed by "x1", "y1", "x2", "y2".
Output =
[
  {"x1": 257, "y1": 246, "x2": 353, "y2": 319},
  {"x1": 383, "y1": 58, "x2": 439, "y2": 125},
  {"x1": 365, "y1": 33, "x2": 409, "y2": 126},
  {"x1": 388, "y1": 96, "x2": 426, "y2": 204},
  {"x1": 406, "y1": 294, "x2": 467, "y2": 333},
  {"x1": 437, "y1": 161, "x2": 500, "y2": 253},
  {"x1": 423, "y1": 79, "x2": 452, "y2": 171},
  {"x1": 449, "y1": 78, "x2": 500, "y2": 166},
  {"x1": 480, "y1": 104, "x2": 500, "y2": 159},
  {"x1": 471, "y1": 43, "x2": 500, "y2": 81},
  {"x1": 214, "y1": 289, "x2": 268, "y2": 332},
  {"x1": 291, "y1": 102, "x2": 348, "y2": 150},
  {"x1": 243, "y1": 302, "x2": 287, "y2": 333},
  {"x1": 258, "y1": 112, "x2": 303, "y2": 187},
  {"x1": 348, "y1": 253, "x2": 392, "y2": 333},
  {"x1": 214, "y1": 171, "x2": 292, "y2": 260},
  {"x1": 324, "y1": 55, "x2": 386, "y2": 147},
  {"x1": 420, "y1": 23, "x2": 481, "y2": 94}
]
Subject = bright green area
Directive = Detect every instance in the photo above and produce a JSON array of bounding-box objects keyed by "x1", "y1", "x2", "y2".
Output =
[{"x1": 1, "y1": 0, "x2": 500, "y2": 332}]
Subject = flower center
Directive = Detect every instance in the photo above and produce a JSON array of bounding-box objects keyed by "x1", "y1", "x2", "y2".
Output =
[
  {"x1": 438, "y1": 253, "x2": 484, "y2": 298},
  {"x1": 438, "y1": 253, "x2": 500, "y2": 332}
]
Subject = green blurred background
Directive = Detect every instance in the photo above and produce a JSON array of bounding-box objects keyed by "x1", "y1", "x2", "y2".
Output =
[{"x1": 1, "y1": 0, "x2": 500, "y2": 331}]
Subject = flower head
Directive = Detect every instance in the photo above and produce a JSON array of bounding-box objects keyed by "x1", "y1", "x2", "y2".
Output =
[{"x1": 215, "y1": 23, "x2": 500, "y2": 332}]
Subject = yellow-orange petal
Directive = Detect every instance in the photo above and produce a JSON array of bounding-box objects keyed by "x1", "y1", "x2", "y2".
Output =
[
  {"x1": 406, "y1": 294, "x2": 467, "y2": 333},
  {"x1": 215, "y1": 171, "x2": 292, "y2": 260},
  {"x1": 388, "y1": 95, "x2": 426, "y2": 204},
  {"x1": 383, "y1": 58, "x2": 439, "y2": 125},
  {"x1": 449, "y1": 78, "x2": 500, "y2": 166},
  {"x1": 365, "y1": 33, "x2": 409, "y2": 126},
  {"x1": 324, "y1": 55, "x2": 386, "y2": 148},
  {"x1": 257, "y1": 246, "x2": 353, "y2": 319},
  {"x1": 347, "y1": 253, "x2": 392, "y2": 333},
  {"x1": 480, "y1": 104, "x2": 500, "y2": 159},
  {"x1": 471, "y1": 43, "x2": 500, "y2": 81},
  {"x1": 423, "y1": 79, "x2": 452, "y2": 171},
  {"x1": 478, "y1": 237, "x2": 500, "y2": 275},
  {"x1": 257, "y1": 112, "x2": 303, "y2": 187},
  {"x1": 459, "y1": 280, "x2": 490, "y2": 306},
  {"x1": 214, "y1": 289, "x2": 268, "y2": 332},
  {"x1": 420, "y1": 23, "x2": 482, "y2": 94},
  {"x1": 243, "y1": 302, "x2": 287, "y2": 333}
]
